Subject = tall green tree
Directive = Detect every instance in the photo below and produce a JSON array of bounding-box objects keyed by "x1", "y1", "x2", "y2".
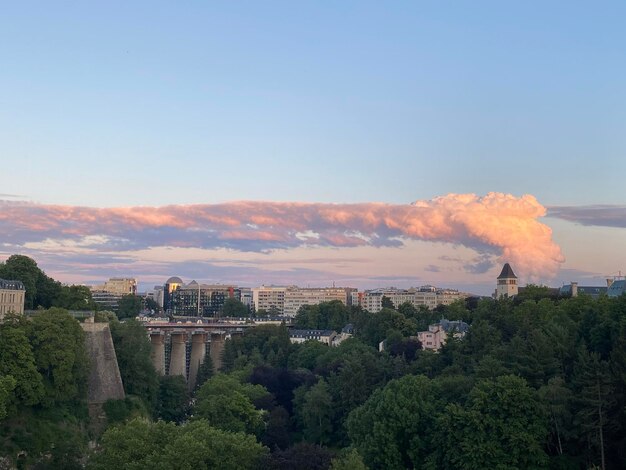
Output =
[
  {"x1": 194, "y1": 374, "x2": 267, "y2": 435},
  {"x1": 156, "y1": 375, "x2": 189, "y2": 423},
  {"x1": 0, "y1": 314, "x2": 44, "y2": 408},
  {"x1": 538, "y1": 376, "x2": 574, "y2": 457},
  {"x1": 55, "y1": 285, "x2": 95, "y2": 310},
  {"x1": 0, "y1": 375, "x2": 16, "y2": 421},
  {"x1": 299, "y1": 378, "x2": 334, "y2": 445},
  {"x1": 29, "y1": 308, "x2": 89, "y2": 405},
  {"x1": 117, "y1": 294, "x2": 143, "y2": 319},
  {"x1": 432, "y1": 375, "x2": 548, "y2": 470},
  {"x1": 110, "y1": 319, "x2": 159, "y2": 409},
  {"x1": 0, "y1": 254, "x2": 64, "y2": 309},
  {"x1": 194, "y1": 353, "x2": 214, "y2": 391},
  {"x1": 347, "y1": 375, "x2": 440, "y2": 470},
  {"x1": 572, "y1": 349, "x2": 616, "y2": 470}
]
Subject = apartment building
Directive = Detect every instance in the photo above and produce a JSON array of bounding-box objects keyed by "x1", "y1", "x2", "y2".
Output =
[
  {"x1": 252, "y1": 286, "x2": 287, "y2": 314},
  {"x1": 360, "y1": 286, "x2": 466, "y2": 313},
  {"x1": 283, "y1": 287, "x2": 355, "y2": 317}
]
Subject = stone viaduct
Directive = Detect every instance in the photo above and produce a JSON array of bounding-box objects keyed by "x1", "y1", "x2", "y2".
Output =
[{"x1": 145, "y1": 322, "x2": 249, "y2": 390}]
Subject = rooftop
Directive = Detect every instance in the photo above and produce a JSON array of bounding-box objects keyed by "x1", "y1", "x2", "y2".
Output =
[
  {"x1": 497, "y1": 263, "x2": 517, "y2": 279},
  {"x1": 0, "y1": 279, "x2": 25, "y2": 290},
  {"x1": 607, "y1": 280, "x2": 626, "y2": 298}
]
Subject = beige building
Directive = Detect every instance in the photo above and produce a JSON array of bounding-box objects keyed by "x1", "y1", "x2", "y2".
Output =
[
  {"x1": 283, "y1": 287, "x2": 355, "y2": 317},
  {"x1": 360, "y1": 286, "x2": 467, "y2": 313},
  {"x1": 252, "y1": 285, "x2": 356, "y2": 317},
  {"x1": 0, "y1": 279, "x2": 26, "y2": 320},
  {"x1": 252, "y1": 286, "x2": 287, "y2": 314},
  {"x1": 97, "y1": 277, "x2": 137, "y2": 296}
]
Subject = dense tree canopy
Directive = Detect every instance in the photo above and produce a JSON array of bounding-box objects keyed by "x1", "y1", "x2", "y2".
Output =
[
  {"x1": 194, "y1": 373, "x2": 268, "y2": 436},
  {"x1": 0, "y1": 254, "x2": 96, "y2": 310},
  {"x1": 117, "y1": 294, "x2": 143, "y2": 319},
  {"x1": 88, "y1": 419, "x2": 268, "y2": 470},
  {"x1": 29, "y1": 308, "x2": 89, "y2": 405}
]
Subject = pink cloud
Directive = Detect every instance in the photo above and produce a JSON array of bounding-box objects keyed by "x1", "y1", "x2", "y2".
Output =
[{"x1": 0, "y1": 193, "x2": 564, "y2": 278}]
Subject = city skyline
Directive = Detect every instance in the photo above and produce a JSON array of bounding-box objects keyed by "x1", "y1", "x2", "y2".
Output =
[{"x1": 1, "y1": 2, "x2": 625, "y2": 294}]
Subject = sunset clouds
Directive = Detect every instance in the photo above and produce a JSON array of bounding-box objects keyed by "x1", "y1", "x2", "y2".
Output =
[{"x1": 0, "y1": 193, "x2": 564, "y2": 281}]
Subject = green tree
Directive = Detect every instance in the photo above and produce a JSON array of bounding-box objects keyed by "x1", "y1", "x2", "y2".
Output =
[
  {"x1": 87, "y1": 419, "x2": 176, "y2": 469},
  {"x1": 148, "y1": 420, "x2": 268, "y2": 469},
  {"x1": 156, "y1": 375, "x2": 189, "y2": 423},
  {"x1": 29, "y1": 308, "x2": 89, "y2": 405},
  {"x1": 299, "y1": 378, "x2": 334, "y2": 445},
  {"x1": 194, "y1": 353, "x2": 214, "y2": 391},
  {"x1": 538, "y1": 376, "x2": 574, "y2": 456},
  {"x1": 573, "y1": 349, "x2": 615, "y2": 470},
  {"x1": 330, "y1": 448, "x2": 368, "y2": 470},
  {"x1": 144, "y1": 296, "x2": 160, "y2": 313},
  {"x1": 381, "y1": 295, "x2": 395, "y2": 309},
  {"x1": 55, "y1": 285, "x2": 95, "y2": 310},
  {"x1": 194, "y1": 374, "x2": 267, "y2": 435},
  {"x1": 0, "y1": 254, "x2": 41, "y2": 309},
  {"x1": 103, "y1": 396, "x2": 150, "y2": 425},
  {"x1": 117, "y1": 294, "x2": 143, "y2": 319},
  {"x1": 347, "y1": 375, "x2": 440, "y2": 470},
  {"x1": 433, "y1": 375, "x2": 548, "y2": 470},
  {"x1": 110, "y1": 319, "x2": 159, "y2": 409},
  {"x1": 0, "y1": 314, "x2": 44, "y2": 407},
  {"x1": 295, "y1": 304, "x2": 321, "y2": 329},
  {"x1": 0, "y1": 254, "x2": 64, "y2": 309},
  {"x1": 0, "y1": 375, "x2": 16, "y2": 421},
  {"x1": 222, "y1": 297, "x2": 249, "y2": 317},
  {"x1": 358, "y1": 308, "x2": 417, "y2": 348}
]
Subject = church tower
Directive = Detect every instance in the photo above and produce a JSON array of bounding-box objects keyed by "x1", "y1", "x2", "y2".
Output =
[{"x1": 496, "y1": 263, "x2": 518, "y2": 298}]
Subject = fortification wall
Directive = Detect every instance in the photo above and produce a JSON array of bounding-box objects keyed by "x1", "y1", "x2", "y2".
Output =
[{"x1": 81, "y1": 321, "x2": 125, "y2": 403}]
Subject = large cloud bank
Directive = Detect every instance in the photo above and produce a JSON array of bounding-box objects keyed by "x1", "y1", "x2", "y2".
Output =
[{"x1": 0, "y1": 193, "x2": 564, "y2": 278}]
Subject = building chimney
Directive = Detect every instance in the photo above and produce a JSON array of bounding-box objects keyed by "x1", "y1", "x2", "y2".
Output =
[
  {"x1": 571, "y1": 282, "x2": 578, "y2": 297},
  {"x1": 607, "y1": 278, "x2": 614, "y2": 288}
]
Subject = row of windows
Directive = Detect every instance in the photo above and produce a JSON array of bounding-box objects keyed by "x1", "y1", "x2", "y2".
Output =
[{"x1": 0, "y1": 291, "x2": 22, "y2": 304}]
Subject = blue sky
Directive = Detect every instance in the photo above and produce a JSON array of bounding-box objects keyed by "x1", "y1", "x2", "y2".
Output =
[{"x1": 1, "y1": 2, "x2": 625, "y2": 293}]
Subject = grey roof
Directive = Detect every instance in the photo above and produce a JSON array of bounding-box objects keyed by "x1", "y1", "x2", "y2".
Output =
[
  {"x1": 497, "y1": 263, "x2": 517, "y2": 279},
  {"x1": 437, "y1": 319, "x2": 470, "y2": 333},
  {"x1": 166, "y1": 276, "x2": 183, "y2": 284},
  {"x1": 341, "y1": 324, "x2": 354, "y2": 334},
  {"x1": 559, "y1": 285, "x2": 607, "y2": 297},
  {"x1": 0, "y1": 279, "x2": 25, "y2": 290},
  {"x1": 608, "y1": 280, "x2": 626, "y2": 298}
]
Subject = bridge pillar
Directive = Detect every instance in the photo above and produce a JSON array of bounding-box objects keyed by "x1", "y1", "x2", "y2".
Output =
[
  {"x1": 188, "y1": 331, "x2": 208, "y2": 390},
  {"x1": 149, "y1": 331, "x2": 166, "y2": 375},
  {"x1": 169, "y1": 331, "x2": 188, "y2": 379},
  {"x1": 209, "y1": 332, "x2": 226, "y2": 372}
]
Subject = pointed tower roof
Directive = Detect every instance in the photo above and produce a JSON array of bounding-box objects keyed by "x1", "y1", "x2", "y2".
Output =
[{"x1": 497, "y1": 263, "x2": 517, "y2": 279}]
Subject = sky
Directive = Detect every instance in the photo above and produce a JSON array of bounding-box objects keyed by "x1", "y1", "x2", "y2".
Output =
[{"x1": 1, "y1": 1, "x2": 625, "y2": 295}]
